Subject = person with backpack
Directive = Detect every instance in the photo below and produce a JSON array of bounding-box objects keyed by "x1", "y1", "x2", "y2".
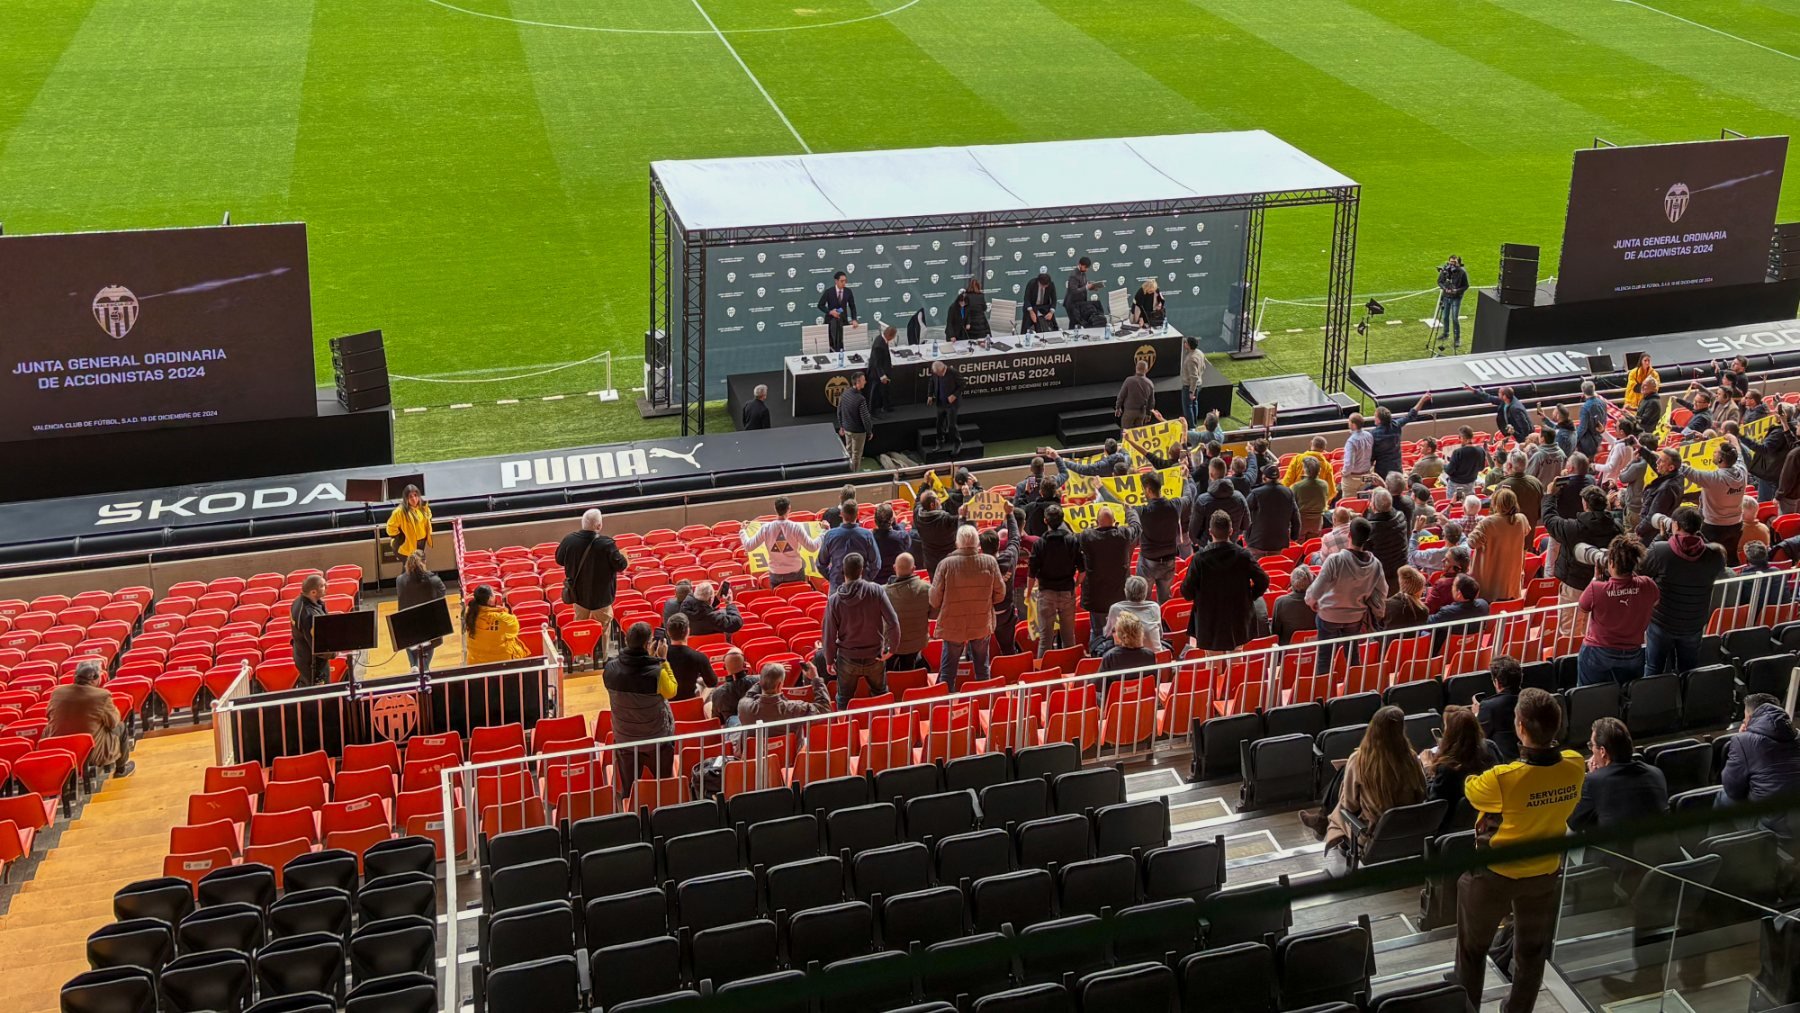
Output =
[{"x1": 555, "y1": 508, "x2": 631, "y2": 660}]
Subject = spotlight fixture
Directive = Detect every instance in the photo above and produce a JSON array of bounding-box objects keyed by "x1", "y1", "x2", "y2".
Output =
[{"x1": 1365, "y1": 298, "x2": 1385, "y2": 316}]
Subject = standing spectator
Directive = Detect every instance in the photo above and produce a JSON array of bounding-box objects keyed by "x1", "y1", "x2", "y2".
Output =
[
  {"x1": 1467, "y1": 486, "x2": 1529, "y2": 602},
  {"x1": 1744, "y1": 404, "x2": 1798, "y2": 502},
  {"x1": 1293, "y1": 455, "x2": 1331, "y2": 541},
  {"x1": 744, "y1": 497, "x2": 819, "y2": 588},
  {"x1": 677, "y1": 582, "x2": 744, "y2": 638},
  {"x1": 1271, "y1": 568, "x2": 1318, "y2": 644},
  {"x1": 465, "y1": 585, "x2": 529, "y2": 663},
  {"x1": 1426, "y1": 546, "x2": 1473, "y2": 614},
  {"x1": 1183, "y1": 511, "x2": 1270, "y2": 652},
  {"x1": 290, "y1": 574, "x2": 329, "y2": 687},
  {"x1": 866, "y1": 326, "x2": 895, "y2": 417},
  {"x1": 930, "y1": 526, "x2": 1008, "y2": 688},
  {"x1": 869, "y1": 504, "x2": 911, "y2": 585},
  {"x1": 662, "y1": 614, "x2": 716, "y2": 702},
  {"x1": 1543, "y1": 483, "x2": 1622, "y2": 640},
  {"x1": 708, "y1": 649, "x2": 753, "y2": 726},
  {"x1": 1550, "y1": 453, "x2": 1593, "y2": 520},
  {"x1": 1023, "y1": 476, "x2": 1061, "y2": 538},
  {"x1": 1479, "y1": 656, "x2": 1524, "y2": 762},
  {"x1": 662, "y1": 580, "x2": 693, "y2": 623},
  {"x1": 1638, "y1": 507, "x2": 1727, "y2": 676},
  {"x1": 1342, "y1": 413, "x2": 1376, "y2": 493},
  {"x1": 1421, "y1": 705, "x2": 1499, "y2": 834},
  {"x1": 1307, "y1": 517, "x2": 1388, "y2": 671},
  {"x1": 1100, "y1": 576, "x2": 1163, "y2": 653},
  {"x1": 1018, "y1": 457, "x2": 1049, "y2": 502},
  {"x1": 1428, "y1": 574, "x2": 1491, "y2": 650},
  {"x1": 1114, "y1": 359, "x2": 1156, "y2": 430},
  {"x1": 1179, "y1": 335, "x2": 1204, "y2": 426},
  {"x1": 1623, "y1": 354, "x2": 1656, "y2": 414},
  {"x1": 1365, "y1": 488, "x2": 1410, "y2": 587},
  {"x1": 1384, "y1": 566, "x2": 1429, "y2": 631},
  {"x1": 1191, "y1": 410, "x2": 1227, "y2": 449},
  {"x1": 385, "y1": 484, "x2": 433, "y2": 558},
  {"x1": 45, "y1": 661, "x2": 131, "y2": 778},
  {"x1": 603, "y1": 622, "x2": 675, "y2": 796},
  {"x1": 1576, "y1": 535, "x2": 1658, "y2": 686},
  {"x1": 1720, "y1": 696, "x2": 1800, "y2": 840},
  {"x1": 1453, "y1": 688, "x2": 1586, "y2": 1013},
  {"x1": 1614, "y1": 433, "x2": 1650, "y2": 531},
  {"x1": 1466, "y1": 384, "x2": 1533, "y2": 442},
  {"x1": 1442, "y1": 427, "x2": 1487, "y2": 501},
  {"x1": 836, "y1": 372, "x2": 874, "y2": 470},
  {"x1": 817, "y1": 501, "x2": 879, "y2": 589},
  {"x1": 1412, "y1": 437, "x2": 1446, "y2": 487},
  {"x1": 396, "y1": 551, "x2": 448, "y2": 671},
  {"x1": 737, "y1": 661, "x2": 832, "y2": 726},
  {"x1": 1045, "y1": 440, "x2": 1131, "y2": 478},
  {"x1": 911, "y1": 490, "x2": 960, "y2": 575},
  {"x1": 1321, "y1": 706, "x2": 1427, "y2": 859},
  {"x1": 1078, "y1": 505, "x2": 1141, "y2": 631},
  {"x1": 1029, "y1": 505, "x2": 1083, "y2": 657},
  {"x1": 1526, "y1": 429, "x2": 1565, "y2": 490},
  {"x1": 823, "y1": 553, "x2": 901, "y2": 709},
  {"x1": 1543, "y1": 404, "x2": 1578, "y2": 455},
  {"x1": 1683, "y1": 439, "x2": 1750, "y2": 563},
  {"x1": 883, "y1": 553, "x2": 933, "y2": 672},
  {"x1": 1283, "y1": 435, "x2": 1339, "y2": 504},
  {"x1": 1385, "y1": 472, "x2": 1419, "y2": 530},
  {"x1": 1635, "y1": 447, "x2": 1686, "y2": 541},
  {"x1": 1568, "y1": 718, "x2": 1672, "y2": 868},
  {"x1": 1495, "y1": 451, "x2": 1545, "y2": 527},
  {"x1": 1136, "y1": 470, "x2": 1183, "y2": 600},
  {"x1": 980, "y1": 519, "x2": 1023, "y2": 653},
  {"x1": 1245, "y1": 466, "x2": 1300, "y2": 559},
  {"x1": 556, "y1": 508, "x2": 631, "y2": 654},
  {"x1": 1186, "y1": 478, "x2": 1248, "y2": 547},
  {"x1": 1635, "y1": 371, "x2": 1665, "y2": 434},
  {"x1": 1676, "y1": 386, "x2": 1714, "y2": 434},
  {"x1": 1371, "y1": 394, "x2": 1432, "y2": 478},
  {"x1": 1575, "y1": 380, "x2": 1608, "y2": 458},
  {"x1": 741, "y1": 384, "x2": 772, "y2": 430}
]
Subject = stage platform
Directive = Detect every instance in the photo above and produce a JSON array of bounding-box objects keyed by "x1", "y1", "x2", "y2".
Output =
[
  {"x1": 1237, "y1": 373, "x2": 1355, "y2": 424},
  {"x1": 727, "y1": 361, "x2": 1234, "y2": 457},
  {"x1": 1471, "y1": 278, "x2": 1800, "y2": 354}
]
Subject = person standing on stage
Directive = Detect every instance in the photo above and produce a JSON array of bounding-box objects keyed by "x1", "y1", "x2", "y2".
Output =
[
  {"x1": 290, "y1": 574, "x2": 329, "y2": 688},
  {"x1": 1132, "y1": 279, "x2": 1167, "y2": 328},
  {"x1": 385, "y1": 484, "x2": 432, "y2": 558},
  {"x1": 1180, "y1": 336, "x2": 1203, "y2": 426},
  {"x1": 836, "y1": 372, "x2": 874, "y2": 471},
  {"x1": 1065, "y1": 257, "x2": 1105, "y2": 328},
  {"x1": 929, "y1": 360, "x2": 964, "y2": 454},
  {"x1": 817, "y1": 270, "x2": 858, "y2": 352},
  {"x1": 867, "y1": 326, "x2": 895, "y2": 417},
  {"x1": 1023, "y1": 271, "x2": 1058, "y2": 332},
  {"x1": 945, "y1": 279, "x2": 990, "y2": 343},
  {"x1": 742, "y1": 384, "x2": 772, "y2": 430},
  {"x1": 1115, "y1": 359, "x2": 1156, "y2": 430},
  {"x1": 1434, "y1": 254, "x2": 1469, "y2": 354}
]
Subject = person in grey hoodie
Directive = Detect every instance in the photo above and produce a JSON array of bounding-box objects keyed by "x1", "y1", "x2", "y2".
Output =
[
  {"x1": 822, "y1": 553, "x2": 901, "y2": 709},
  {"x1": 1305, "y1": 516, "x2": 1387, "y2": 672},
  {"x1": 1527, "y1": 429, "x2": 1565, "y2": 489},
  {"x1": 1681, "y1": 438, "x2": 1750, "y2": 563}
]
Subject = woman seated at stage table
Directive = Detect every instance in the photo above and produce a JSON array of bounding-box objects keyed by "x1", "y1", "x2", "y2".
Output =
[
  {"x1": 1132, "y1": 279, "x2": 1167, "y2": 329},
  {"x1": 386, "y1": 484, "x2": 433, "y2": 557},
  {"x1": 944, "y1": 278, "x2": 990, "y2": 343},
  {"x1": 464, "y1": 584, "x2": 529, "y2": 664}
]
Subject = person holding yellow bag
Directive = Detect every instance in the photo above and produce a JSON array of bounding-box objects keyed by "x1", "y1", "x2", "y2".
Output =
[
  {"x1": 463, "y1": 585, "x2": 529, "y2": 664},
  {"x1": 385, "y1": 484, "x2": 433, "y2": 557},
  {"x1": 604, "y1": 621, "x2": 678, "y2": 796}
]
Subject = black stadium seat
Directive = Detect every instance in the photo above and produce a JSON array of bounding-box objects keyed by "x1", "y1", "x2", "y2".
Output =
[
  {"x1": 765, "y1": 856, "x2": 845, "y2": 916},
  {"x1": 178, "y1": 902, "x2": 265, "y2": 955},
  {"x1": 1111, "y1": 898, "x2": 1200, "y2": 965},
  {"x1": 920, "y1": 931, "x2": 1014, "y2": 1005},
  {"x1": 1018, "y1": 914, "x2": 1108, "y2": 984},
  {"x1": 1199, "y1": 878, "x2": 1292, "y2": 947},
  {"x1": 484, "y1": 954, "x2": 582, "y2": 1013},
  {"x1": 650, "y1": 799, "x2": 722, "y2": 843},
  {"x1": 1276, "y1": 919, "x2": 1374, "y2": 1009},
  {"x1": 936, "y1": 828, "x2": 1013, "y2": 886},
  {"x1": 972, "y1": 983, "x2": 1072, "y2": 1013},
  {"x1": 1093, "y1": 799, "x2": 1169, "y2": 856},
  {"x1": 1179, "y1": 942, "x2": 1276, "y2": 1012},
  {"x1": 344, "y1": 972, "x2": 436, "y2": 1013},
  {"x1": 62, "y1": 966, "x2": 160, "y2": 1013},
  {"x1": 256, "y1": 931, "x2": 347, "y2": 1003},
  {"x1": 1644, "y1": 739, "x2": 1713, "y2": 797},
  {"x1": 675, "y1": 870, "x2": 758, "y2": 932},
  {"x1": 283, "y1": 850, "x2": 359, "y2": 896},
  {"x1": 875, "y1": 763, "x2": 943, "y2": 804},
  {"x1": 1384, "y1": 679, "x2": 1445, "y2": 716},
  {"x1": 881, "y1": 886, "x2": 967, "y2": 951},
  {"x1": 980, "y1": 778, "x2": 1051, "y2": 831},
  {"x1": 199, "y1": 863, "x2": 277, "y2": 912},
  {"x1": 1315, "y1": 725, "x2": 1366, "y2": 766},
  {"x1": 747, "y1": 815, "x2": 818, "y2": 870},
  {"x1": 486, "y1": 901, "x2": 572, "y2": 969},
  {"x1": 1013, "y1": 743, "x2": 1081, "y2": 783},
  {"x1": 590, "y1": 937, "x2": 682, "y2": 1011},
  {"x1": 84, "y1": 917, "x2": 174, "y2": 973},
  {"x1": 1680, "y1": 665, "x2": 1737, "y2": 729},
  {"x1": 1624, "y1": 673, "x2": 1682, "y2": 737},
  {"x1": 1052, "y1": 767, "x2": 1125, "y2": 816},
  {"x1": 1562, "y1": 683, "x2": 1620, "y2": 750},
  {"x1": 488, "y1": 858, "x2": 568, "y2": 914},
  {"x1": 571, "y1": 812, "x2": 642, "y2": 855},
  {"x1": 357, "y1": 872, "x2": 434, "y2": 923},
  {"x1": 159, "y1": 949, "x2": 253, "y2": 1013},
  {"x1": 1076, "y1": 961, "x2": 1177, "y2": 1011},
  {"x1": 351, "y1": 915, "x2": 436, "y2": 984},
  {"x1": 1263, "y1": 702, "x2": 1326, "y2": 739},
  {"x1": 818, "y1": 950, "x2": 915, "y2": 1013},
  {"x1": 1325, "y1": 692, "x2": 1382, "y2": 727},
  {"x1": 245, "y1": 992, "x2": 336, "y2": 1013},
  {"x1": 1142, "y1": 838, "x2": 1225, "y2": 902},
  {"x1": 1367, "y1": 981, "x2": 1471, "y2": 1013},
  {"x1": 828, "y1": 803, "x2": 901, "y2": 859},
  {"x1": 691, "y1": 917, "x2": 778, "y2": 987},
  {"x1": 114, "y1": 877, "x2": 196, "y2": 926},
  {"x1": 664, "y1": 828, "x2": 739, "y2": 884},
  {"x1": 905, "y1": 791, "x2": 979, "y2": 845},
  {"x1": 486, "y1": 826, "x2": 561, "y2": 873},
  {"x1": 585, "y1": 888, "x2": 667, "y2": 950},
  {"x1": 269, "y1": 887, "x2": 352, "y2": 942},
  {"x1": 1193, "y1": 712, "x2": 1262, "y2": 780},
  {"x1": 1239, "y1": 734, "x2": 1317, "y2": 809},
  {"x1": 786, "y1": 901, "x2": 874, "y2": 968},
  {"x1": 971, "y1": 869, "x2": 1055, "y2": 933},
  {"x1": 852, "y1": 842, "x2": 931, "y2": 900},
  {"x1": 580, "y1": 843, "x2": 657, "y2": 904},
  {"x1": 1057, "y1": 855, "x2": 1136, "y2": 916},
  {"x1": 1015, "y1": 815, "x2": 1091, "y2": 869},
  {"x1": 716, "y1": 970, "x2": 810, "y2": 1013},
  {"x1": 728, "y1": 786, "x2": 799, "y2": 830},
  {"x1": 945, "y1": 753, "x2": 1011, "y2": 793},
  {"x1": 802, "y1": 776, "x2": 872, "y2": 819}
]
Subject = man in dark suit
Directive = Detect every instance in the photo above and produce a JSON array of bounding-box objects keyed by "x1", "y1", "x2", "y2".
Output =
[
  {"x1": 1064, "y1": 257, "x2": 1104, "y2": 328},
  {"x1": 1477, "y1": 655, "x2": 1523, "y2": 761},
  {"x1": 1023, "y1": 272, "x2": 1058, "y2": 332},
  {"x1": 741, "y1": 383, "x2": 771, "y2": 430},
  {"x1": 866, "y1": 326, "x2": 895, "y2": 416},
  {"x1": 817, "y1": 271, "x2": 858, "y2": 352},
  {"x1": 929, "y1": 360, "x2": 964, "y2": 453},
  {"x1": 1569, "y1": 718, "x2": 1669, "y2": 845}
]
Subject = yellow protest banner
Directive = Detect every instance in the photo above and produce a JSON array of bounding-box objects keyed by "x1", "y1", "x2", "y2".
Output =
[
  {"x1": 962, "y1": 490, "x2": 1011, "y2": 527},
  {"x1": 1097, "y1": 465, "x2": 1185, "y2": 508},
  {"x1": 1742, "y1": 412, "x2": 1779, "y2": 444},
  {"x1": 1643, "y1": 437, "x2": 1721, "y2": 493},
  {"x1": 1061, "y1": 502, "x2": 1117, "y2": 533},
  {"x1": 1122, "y1": 418, "x2": 1187, "y2": 465},
  {"x1": 742, "y1": 520, "x2": 826, "y2": 575},
  {"x1": 1060, "y1": 469, "x2": 1097, "y2": 504}
]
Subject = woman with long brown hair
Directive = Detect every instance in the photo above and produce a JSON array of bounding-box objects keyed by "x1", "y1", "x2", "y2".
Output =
[
  {"x1": 1467, "y1": 485, "x2": 1528, "y2": 601},
  {"x1": 1324, "y1": 705, "x2": 1426, "y2": 854},
  {"x1": 1421, "y1": 705, "x2": 1499, "y2": 833}
]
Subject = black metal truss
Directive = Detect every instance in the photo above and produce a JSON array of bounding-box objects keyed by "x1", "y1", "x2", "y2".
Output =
[
  {"x1": 679, "y1": 232, "x2": 707, "y2": 436},
  {"x1": 1235, "y1": 203, "x2": 1266, "y2": 356},
  {"x1": 1321, "y1": 194, "x2": 1362, "y2": 393},
  {"x1": 648, "y1": 175, "x2": 672, "y2": 408}
]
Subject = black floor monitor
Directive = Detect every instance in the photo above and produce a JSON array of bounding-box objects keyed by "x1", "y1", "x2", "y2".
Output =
[
  {"x1": 388, "y1": 598, "x2": 453, "y2": 653},
  {"x1": 314, "y1": 609, "x2": 378, "y2": 654}
]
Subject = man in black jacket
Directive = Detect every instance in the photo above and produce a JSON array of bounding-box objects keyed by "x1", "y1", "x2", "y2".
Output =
[
  {"x1": 866, "y1": 326, "x2": 896, "y2": 416},
  {"x1": 910, "y1": 490, "x2": 960, "y2": 576},
  {"x1": 1442, "y1": 426, "x2": 1488, "y2": 500},
  {"x1": 290, "y1": 574, "x2": 329, "y2": 688},
  {"x1": 1187, "y1": 479, "x2": 1248, "y2": 547},
  {"x1": 741, "y1": 384, "x2": 771, "y2": 430},
  {"x1": 929, "y1": 361, "x2": 964, "y2": 452},
  {"x1": 1078, "y1": 504, "x2": 1140, "y2": 633},
  {"x1": 1024, "y1": 477, "x2": 1061, "y2": 538},
  {"x1": 1465, "y1": 384, "x2": 1531, "y2": 442},
  {"x1": 1136, "y1": 470, "x2": 1183, "y2": 601},
  {"x1": 1435, "y1": 255, "x2": 1469, "y2": 352},
  {"x1": 835, "y1": 372, "x2": 874, "y2": 471},
  {"x1": 1245, "y1": 468, "x2": 1299, "y2": 559},
  {"x1": 1569, "y1": 717, "x2": 1672, "y2": 868},
  {"x1": 1638, "y1": 506, "x2": 1727, "y2": 676},
  {"x1": 1029, "y1": 505, "x2": 1083, "y2": 657},
  {"x1": 1364, "y1": 488, "x2": 1410, "y2": 588},
  {"x1": 1023, "y1": 272, "x2": 1058, "y2": 332},
  {"x1": 604, "y1": 622, "x2": 674, "y2": 796},
  {"x1": 1064, "y1": 256, "x2": 1104, "y2": 328},
  {"x1": 1721, "y1": 695, "x2": 1800, "y2": 840},
  {"x1": 1477, "y1": 656, "x2": 1523, "y2": 761},
  {"x1": 555, "y1": 508, "x2": 631, "y2": 658},
  {"x1": 1542, "y1": 483, "x2": 1620, "y2": 641},
  {"x1": 1371, "y1": 393, "x2": 1432, "y2": 477}
]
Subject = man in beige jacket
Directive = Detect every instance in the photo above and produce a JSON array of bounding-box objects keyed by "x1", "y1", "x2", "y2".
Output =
[{"x1": 929, "y1": 525, "x2": 1008, "y2": 689}]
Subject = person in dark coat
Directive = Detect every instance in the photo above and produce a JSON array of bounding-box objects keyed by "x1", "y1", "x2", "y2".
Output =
[
  {"x1": 603, "y1": 622, "x2": 675, "y2": 796},
  {"x1": 1187, "y1": 479, "x2": 1248, "y2": 547},
  {"x1": 290, "y1": 574, "x2": 329, "y2": 687},
  {"x1": 555, "y1": 508, "x2": 631, "y2": 652},
  {"x1": 1371, "y1": 394, "x2": 1431, "y2": 478},
  {"x1": 1569, "y1": 718, "x2": 1675, "y2": 869},
  {"x1": 869, "y1": 504, "x2": 911, "y2": 585},
  {"x1": 944, "y1": 280, "x2": 991, "y2": 341},
  {"x1": 1364, "y1": 488, "x2": 1410, "y2": 588},
  {"x1": 1477, "y1": 656, "x2": 1523, "y2": 762},
  {"x1": 1023, "y1": 272, "x2": 1058, "y2": 332},
  {"x1": 741, "y1": 384, "x2": 772, "y2": 430},
  {"x1": 45, "y1": 660, "x2": 131, "y2": 776},
  {"x1": 1182, "y1": 511, "x2": 1270, "y2": 652},
  {"x1": 396, "y1": 551, "x2": 449, "y2": 671},
  {"x1": 910, "y1": 490, "x2": 960, "y2": 576},
  {"x1": 1077, "y1": 505, "x2": 1140, "y2": 630},
  {"x1": 1721, "y1": 696, "x2": 1800, "y2": 840},
  {"x1": 1465, "y1": 384, "x2": 1531, "y2": 441},
  {"x1": 1245, "y1": 469, "x2": 1300, "y2": 557},
  {"x1": 866, "y1": 326, "x2": 896, "y2": 416},
  {"x1": 1136, "y1": 470, "x2": 1184, "y2": 601},
  {"x1": 676, "y1": 582, "x2": 743, "y2": 638}
]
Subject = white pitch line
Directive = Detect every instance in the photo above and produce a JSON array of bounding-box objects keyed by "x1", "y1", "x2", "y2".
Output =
[
  {"x1": 689, "y1": 0, "x2": 811, "y2": 153},
  {"x1": 418, "y1": 0, "x2": 921, "y2": 37},
  {"x1": 1612, "y1": 0, "x2": 1800, "y2": 62}
]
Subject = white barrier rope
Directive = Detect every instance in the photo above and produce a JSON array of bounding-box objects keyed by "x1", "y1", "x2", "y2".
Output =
[{"x1": 391, "y1": 351, "x2": 612, "y2": 384}]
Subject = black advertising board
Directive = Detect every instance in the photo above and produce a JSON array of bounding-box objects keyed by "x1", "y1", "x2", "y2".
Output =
[
  {"x1": 1555, "y1": 137, "x2": 1788, "y2": 304},
  {"x1": 0, "y1": 223, "x2": 317, "y2": 440}
]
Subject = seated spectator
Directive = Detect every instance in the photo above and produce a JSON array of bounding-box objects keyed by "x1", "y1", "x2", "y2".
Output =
[
  {"x1": 707, "y1": 648, "x2": 751, "y2": 726},
  {"x1": 1099, "y1": 613, "x2": 1158, "y2": 685},
  {"x1": 823, "y1": 553, "x2": 901, "y2": 709},
  {"x1": 604, "y1": 622, "x2": 676, "y2": 795},
  {"x1": 883, "y1": 552, "x2": 931, "y2": 671},
  {"x1": 1307, "y1": 706, "x2": 1426, "y2": 858},
  {"x1": 1383, "y1": 565, "x2": 1428, "y2": 631},
  {"x1": 662, "y1": 579, "x2": 693, "y2": 621},
  {"x1": 464, "y1": 585, "x2": 529, "y2": 664},
  {"x1": 1721, "y1": 694, "x2": 1800, "y2": 840},
  {"x1": 1425, "y1": 545, "x2": 1472, "y2": 614},
  {"x1": 738, "y1": 661, "x2": 831, "y2": 727},
  {"x1": 1419, "y1": 705, "x2": 1498, "y2": 833},
  {"x1": 1313, "y1": 506, "x2": 1354, "y2": 563},
  {"x1": 1569, "y1": 717, "x2": 1674, "y2": 869},
  {"x1": 679, "y1": 581, "x2": 743, "y2": 638},
  {"x1": 1183, "y1": 510, "x2": 1269, "y2": 653},
  {"x1": 1408, "y1": 518, "x2": 1463, "y2": 573},
  {"x1": 1742, "y1": 496, "x2": 1772, "y2": 555},
  {"x1": 1099, "y1": 576, "x2": 1162, "y2": 654},
  {"x1": 1271, "y1": 567, "x2": 1317, "y2": 644},
  {"x1": 45, "y1": 660, "x2": 132, "y2": 778},
  {"x1": 661, "y1": 614, "x2": 716, "y2": 702},
  {"x1": 1429, "y1": 574, "x2": 1490, "y2": 649},
  {"x1": 1478, "y1": 655, "x2": 1524, "y2": 762}
]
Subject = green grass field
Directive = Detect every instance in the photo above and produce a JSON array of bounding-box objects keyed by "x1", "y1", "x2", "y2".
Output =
[{"x1": 6, "y1": 0, "x2": 1800, "y2": 460}]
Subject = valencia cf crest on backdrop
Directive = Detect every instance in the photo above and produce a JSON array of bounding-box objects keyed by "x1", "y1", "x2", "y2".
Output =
[{"x1": 92, "y1": 285, "x2": 139, "y2": 339}]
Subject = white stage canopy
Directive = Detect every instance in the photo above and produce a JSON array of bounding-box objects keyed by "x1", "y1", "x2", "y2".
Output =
[{"x1": 652, "y1": 130, "x2": 1357, "y2": 234}]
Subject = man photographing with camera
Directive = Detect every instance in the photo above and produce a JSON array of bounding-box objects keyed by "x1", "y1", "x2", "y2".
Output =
[{"x1": 1435, "y1": 254, "x2": 1469, "y2": 355}]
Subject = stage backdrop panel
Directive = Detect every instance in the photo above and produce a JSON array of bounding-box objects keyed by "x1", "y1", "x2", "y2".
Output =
[
  {"x1": 1555, "y1": 137, "x2": 1788, "y2": 304},
  {"x1": 685, "y1": 211, "x2": 1246, "y2": 399},
  {"x1": 0, "y1": 223, "x2": 316, "y2": 441}
]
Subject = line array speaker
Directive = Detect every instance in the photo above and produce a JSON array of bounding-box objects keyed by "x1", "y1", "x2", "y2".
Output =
[
  {"x1": 331, "y1": 330, "x2": 391, "y2": 413},
  {"x1": 1498, "y1": 241, "x2": 1539, "y2": 307},
  {"x1": 1772, "y1": 223, "x2": 1800, "y2": 281}
]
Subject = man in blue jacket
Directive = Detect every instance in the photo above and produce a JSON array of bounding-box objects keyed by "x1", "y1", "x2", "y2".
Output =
[{"x1": 817, "y1": 500, "x2": 880, "y2": 590}]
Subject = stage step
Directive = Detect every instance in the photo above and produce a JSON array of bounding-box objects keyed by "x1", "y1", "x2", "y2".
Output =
[
  {"x1": 916, "y1": 424, "x2": 984, "y2": 464},
  {"x1": 1056, "y1": 407, "x2": 1118, "y2": 446}
]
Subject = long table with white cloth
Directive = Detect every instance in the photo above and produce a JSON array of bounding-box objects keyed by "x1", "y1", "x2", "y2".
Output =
[{"x1": 781, "y1": 326, "x2": 1185, "y2": 416}]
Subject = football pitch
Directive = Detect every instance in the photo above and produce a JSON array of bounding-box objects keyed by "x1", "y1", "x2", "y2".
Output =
[{"x1": 5, "y1": 0, "x2": 1800, "y2": 461}]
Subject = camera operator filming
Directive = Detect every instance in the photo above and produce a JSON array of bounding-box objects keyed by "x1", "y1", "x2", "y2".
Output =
[{"x1": 1434, "y1": 254, "x2": 1470, "y2": 355}]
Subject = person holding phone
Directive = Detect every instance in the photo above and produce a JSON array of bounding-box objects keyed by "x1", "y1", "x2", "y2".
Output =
[
  {"x1": 604, "y1": 621, "x2": 678, "y2": 795},
  {"x1": 675, "y1": 580, "x2": 743, "y2": 638},
  {"x1": 385, "y1": 484, "x2": 432, "y2": 557}
]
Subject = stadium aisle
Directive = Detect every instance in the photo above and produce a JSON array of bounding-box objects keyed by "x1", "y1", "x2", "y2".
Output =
[{"x1": 0, "y1": 726, "x2": 213, "y2": 1013}]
